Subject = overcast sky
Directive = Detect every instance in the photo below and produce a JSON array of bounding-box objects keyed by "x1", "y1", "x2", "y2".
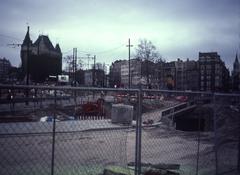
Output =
[{"x1": 0, "y1": 0, "x2": 239, "y2": 70}]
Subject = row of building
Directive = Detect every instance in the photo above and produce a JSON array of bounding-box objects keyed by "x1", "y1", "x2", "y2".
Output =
[
  {"x1": 1, "y1": 27, "x2": 240, "y2": 92},
  {"x1": 109, "y1": 52, "x2": 240, "y2": 92},
  {"x1": 0, "y1": 57, "x2": 12, "y2": 83}
]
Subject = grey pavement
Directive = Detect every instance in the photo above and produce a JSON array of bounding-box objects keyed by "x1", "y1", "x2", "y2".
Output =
[
  {"x1": 0, "y1": 120, "x2": 217, "y2": 175},
  {"x1": 0, "y1": 120, "x2": 127, "y2": 134}
]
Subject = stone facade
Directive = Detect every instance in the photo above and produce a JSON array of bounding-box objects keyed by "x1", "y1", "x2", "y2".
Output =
[
  {"x1": 120, "y1": 59, "x2": 142, "y2": 88},
  {"x1": 232, "y1": 53, "x2": 240, "y2": 92},
  {"x1": 198, "y1": 52, "x2": 229, "y2": 92},
  {"x1": 0, "y1": 57, "x2": 11, "y2": 82},
  {"x1": 84, "y1": 69, "x2": 105, "y2": 87},
  {"x1": 174, "y1": 59, "x2": 199, "y2": 91},
  {"x1": 108, "y1": 52, "x2": 230, "y2": 92},
  {"x1": 109, "y1": 60, "x2": 124, "y2": 88}
]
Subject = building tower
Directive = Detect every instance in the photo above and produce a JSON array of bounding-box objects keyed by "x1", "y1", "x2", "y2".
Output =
[
  {"x1": 232, "y1": 53, "x2": 240, "y2": 91},
  {"x1": 20, "y1": 27, "x2": 62, "y2": 82},
  {"x1": 233, "y1": 53, "x2": 240, "y2": 73},
  {"x1": 20, "y1": 26, "x2": 32, "y2": 78}
]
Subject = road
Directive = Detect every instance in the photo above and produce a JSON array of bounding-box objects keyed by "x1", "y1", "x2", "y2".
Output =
[
  {"x1": 0, "y1": 120, "x2": 218, "y2": 175},
  {"x1": 0, "y1": 123, "x2": 129, "y2": 175}
]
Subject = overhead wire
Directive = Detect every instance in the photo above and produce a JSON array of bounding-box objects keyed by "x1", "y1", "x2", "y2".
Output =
[
  {"x1": 0, "y1": 34, "x2": 22, "y2": 42},
  {"x1": 92, "y1": 45, "x2": 125, "y2": 54},
  {"x1": 62, "y1": 44, "x2": 125, "y2": 56}
]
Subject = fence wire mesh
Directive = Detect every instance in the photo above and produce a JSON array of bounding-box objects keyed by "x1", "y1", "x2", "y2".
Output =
[
  {"x1": 140, "y1": 91, "x2": 199, "y2": 174},
  {"x1": 0, "y1": 86, "x2": 133, "y2": 175},
  {"x1": 214, "y1": 94, "x2": 240, "y2": 175},
  {"x1": 1, "y1": 85, "x2": 240, "y2": 175},
  {"x1": 140, "y1": 90, "x2": 217, "y2": 175}
]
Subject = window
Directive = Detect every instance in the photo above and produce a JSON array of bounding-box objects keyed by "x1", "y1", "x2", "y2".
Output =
[
  {"x1": 206, "y1": 65, "x2": 211, "y2": 70},
  {"x1": 206, "y1": 81, "x2": 211, "y2": 87},
  {"x1": 200, "y1": 65, "x2": 205, "y2": 70},
  {"x1": 206, "y1": 70, "x2": 211, "y2": 74}
]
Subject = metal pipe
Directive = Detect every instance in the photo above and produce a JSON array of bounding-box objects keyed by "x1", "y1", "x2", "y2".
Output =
[
  {"x1": 134, "y1": 96, "x2": 139, "y2": 175},
  {"x1": 213, "y1": 94, "x2": 218, "y2": 175},
  {"x1": 137, "y1": 86, "x2": 143, "y2": 175},
  {"x1": 1, "y1": 84, "x2": 240, "y2": 97},
  {"x1": 196, "y1": 107, "x2": 201, "y2": 175},
  {"x1": 51, "y1": 89, "x2": 57, "y2": 175},
  {"x1": 238, "y1": 101, "x2": 240, "y2": 173}
]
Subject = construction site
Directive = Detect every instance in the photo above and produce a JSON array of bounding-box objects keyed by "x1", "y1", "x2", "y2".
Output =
[{"x1": 0, "y1": 85, "x2": 239, "y2": 175}]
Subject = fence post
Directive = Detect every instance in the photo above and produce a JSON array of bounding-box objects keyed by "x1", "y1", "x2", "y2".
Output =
[
  {"x1": 138, "y1": 87, "x2": 142, "y2": 175},
  {"x1": 74, "y1": 89, "x2": 77, "y2": 119},
  {"x1": 135, "y1": 87, "x2": 143, "y2": 175},
  {"x1": 238, "y1": 100, "x2": 240, "y2": 173},
  {"x1": 51, "y1": 89, "x2": 57, "y2": 175},
  {"x1": 196, "y1": 97, "x2": 201, "y2": 175},
  {"x1": 213, "y1": 93, "x2": 218, "y2": 175},
  {"x1": 40, "y1": 90, "x2": 43, "y2": 109},
  {"x1": 134, "y1": 89, "x2": 139, "y2": 175}
]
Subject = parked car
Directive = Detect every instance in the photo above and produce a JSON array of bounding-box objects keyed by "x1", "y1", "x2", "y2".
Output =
[{"x1": 40, "y1": 116, "x2": 60, "y2": 122}]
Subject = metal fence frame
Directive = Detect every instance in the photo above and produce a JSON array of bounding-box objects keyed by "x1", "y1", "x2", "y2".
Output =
[
  {"x1": 0, "y1": 85, "x2": 141, "y2": 175},
  {"x1": 0, "y1": 84, "x2": 240, "y2": 175}
]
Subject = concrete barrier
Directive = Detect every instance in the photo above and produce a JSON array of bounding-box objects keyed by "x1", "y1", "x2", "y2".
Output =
[{"x1": 111, "y1": 104, "x2": 133, "y2": 125}]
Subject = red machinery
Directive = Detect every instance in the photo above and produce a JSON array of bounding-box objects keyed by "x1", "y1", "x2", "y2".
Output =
[
  {"x1": 175, "y1": 96, "x2": 188, "y2": 102},
  {"x1": 79, "y1": 98, "x2": 105, "y2": 116}
]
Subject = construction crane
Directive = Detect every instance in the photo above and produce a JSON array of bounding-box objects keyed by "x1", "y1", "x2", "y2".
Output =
[{"x1": 7, "y1": 43, "x2": 21, "y2": 48}]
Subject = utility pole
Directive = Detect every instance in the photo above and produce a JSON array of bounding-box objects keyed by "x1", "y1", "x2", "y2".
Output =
[
  {"x1": 75, "y1": 48, "x2": 77, "y2": 87},
  {"x1": 126, "y1": 38, "x2": 133, "y2": 89},
  {"x1": 72, "y1": 48, "x2": 77, "y2": 87},
  {"x1": 72, "y1": 48, "x2": 75, "y2": 86},
  {"x1": 86, "y1": 53, "x2": 90, "y2": 69},
  {"x1": 146, "y1": 51, "x2": 150, "y2": 87},
  {"x1": 92, "y1": 55, "x2": 96, "y2": 87}
]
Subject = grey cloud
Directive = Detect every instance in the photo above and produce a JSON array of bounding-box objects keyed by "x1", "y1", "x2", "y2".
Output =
[{"x1": 0, "y1": 0, "x2": 239, "y2": 68}]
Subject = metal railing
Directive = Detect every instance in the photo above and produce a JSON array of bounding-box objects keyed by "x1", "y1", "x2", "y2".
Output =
[{"x1": 0, "y1": 84, "x2": 239, "y2": 175}]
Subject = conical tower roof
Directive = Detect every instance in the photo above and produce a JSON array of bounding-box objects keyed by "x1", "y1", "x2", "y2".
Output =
[
  {"x1": 234, "y1": 53, "x2": 239, "y2": 63},
  {"x1": 233, "y1": 52, "x2": 240, "y2": 73},
  {"x1": 22, "y1": 26, "x2": 32, "y2": 45},
  {"x1": 55, "y1": 43, "x2": 61, "y2": 53}
]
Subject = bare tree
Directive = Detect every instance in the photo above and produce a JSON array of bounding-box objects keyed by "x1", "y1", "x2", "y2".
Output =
[
  {"x1": 135, "y1": 39, "x2": 163, "y2": 87},
  {"x1": 63, "y1": 55, "x2": 83, "y2": 73},
  {"x1": 135, "y1": 39, "x2": 162, "y2": 62},
  {"x1": 93, "y1": 62, "x2": 104, "y2": 70},
  {"x1": 63, "y1": 55, "x2": 73, "y2": 73}
]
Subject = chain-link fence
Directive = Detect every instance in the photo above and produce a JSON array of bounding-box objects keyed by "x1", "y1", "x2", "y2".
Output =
[
  {"x1": 0, "y1": 85, "x2": 240, "y2": 175},
  {"x1": 138, "y1": 90, "x2": 215, "y2": 175},
  {"x1": 138, "y1": 90, "x2": 240, "y2": 175},
  {"x1": 0, "y1": 85, "x2": 137, "y2": 175},
  {"x1": 214, "y1": 94, "x2": 240, "y2": 175}
]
